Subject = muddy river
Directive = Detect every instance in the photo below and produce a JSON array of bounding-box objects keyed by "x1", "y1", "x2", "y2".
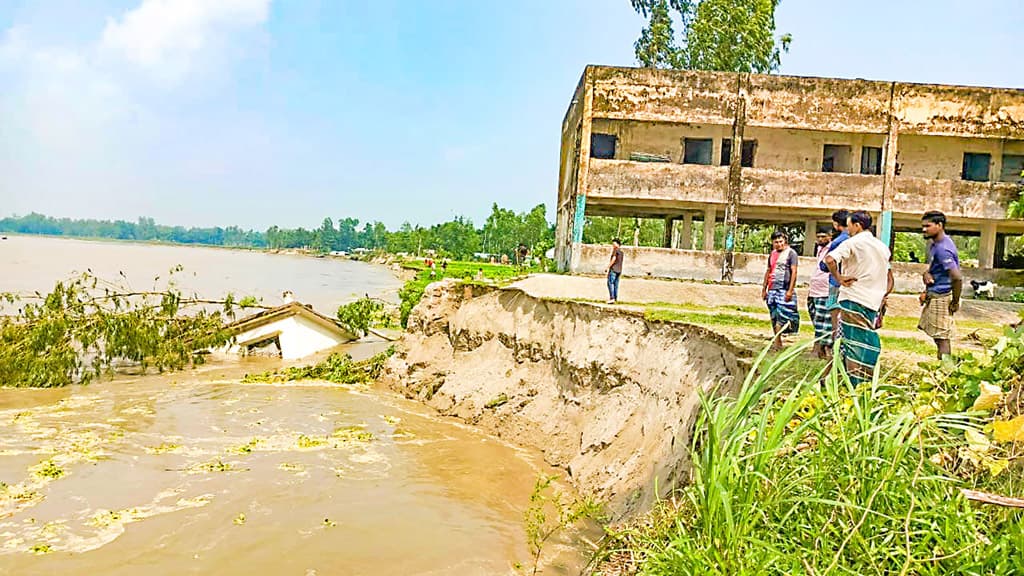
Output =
[{"x1": 0, "y1": 236, "x2": 579, "y2": 575}]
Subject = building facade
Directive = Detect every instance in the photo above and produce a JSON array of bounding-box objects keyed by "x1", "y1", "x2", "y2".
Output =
[{"x1": 555, "y1": 66, "x2": 1024, "y2": 279}]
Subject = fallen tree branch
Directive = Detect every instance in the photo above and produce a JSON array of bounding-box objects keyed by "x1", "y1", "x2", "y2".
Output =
[{"x1": 961, "y1": 488, "x2": 1024, "y2": 508}]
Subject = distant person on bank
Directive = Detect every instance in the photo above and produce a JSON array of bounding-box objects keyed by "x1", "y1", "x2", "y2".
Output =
[
  {"x1": 824, "y1": 210, "x2": 894, "y2": 384},
  {"x1": 762, "y1": 231, "x2": 800, "y2": 351},
  {"x1": 918, "y1": 210, "x2": 962, "y2": 359},
  {"x1": 807, "y1": 226, "x2": 834, "y2": 359},
  {"x1": 820, "y1": 209, "x2": 850, "y2": 344},
  {"x1": 605, "y1": 238, "x2": 624, "y2": 304}
]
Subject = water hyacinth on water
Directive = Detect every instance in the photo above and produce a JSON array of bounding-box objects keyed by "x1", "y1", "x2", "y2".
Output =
[{"x1": 0, "y1": 268, "x2": 246, "y2": 387}]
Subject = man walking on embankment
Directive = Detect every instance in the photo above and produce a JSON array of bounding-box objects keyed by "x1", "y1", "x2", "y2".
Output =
[
  {"x1": 762, "y1": 231, "x2": 799, "y2": 351},
  {"x1": 605, "y1": 238, "x2": 624, "y2": 304},
  {"x1": 824, "y1": 210, "x2": 894, "y2": 384},
  {"x1": 918, "y1": 210, "x2": 962, "y2": 359}
]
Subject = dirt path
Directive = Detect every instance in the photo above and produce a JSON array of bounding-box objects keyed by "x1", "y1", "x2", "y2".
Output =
[{"x1": 512, "y1": 274, "x2": 1023, "y2": 325}]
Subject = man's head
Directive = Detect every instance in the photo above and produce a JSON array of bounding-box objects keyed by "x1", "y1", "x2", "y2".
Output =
[
  {"x1": 816, "y1": 226, "x2": 833, "y2": 246},
  {"x1": 612, "y1": 238, "x2": 621, "y2": 247},
  {"x1": 921, "y1": 211, "x2": 947, "y2": 239},
  {"x1": 831, "y1": 209, "x2": 850, "y2": 231},
  {"x1": 846, "y1": 210, "x2": 872, "y2": 236},
  {"x1": 771, "y1": 230, "x2": 788, "y2": 251}
]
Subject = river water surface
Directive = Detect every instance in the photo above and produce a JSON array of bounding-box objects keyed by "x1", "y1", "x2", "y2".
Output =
[{"x1": 0, "y1": 236, "x2": 576, "y2": 575}]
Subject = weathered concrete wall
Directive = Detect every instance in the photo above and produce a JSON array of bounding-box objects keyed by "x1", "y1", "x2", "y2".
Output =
[
  {"x1": 745, "y1": 127, "x2": 887, "y2": 172},
  {"x1": 555, "y1": 72, "x2": 590, "y2": 271},
  {"x1": 898, "y1": 135, "x2": 1002, "y2": 180},
  {"x1": 745, "y1": 74, "x2": 893, "y2": 134},
  {"x1": 567, "y1": 243, "x2": 1024, "y2": 292},
  {"x1": 591, "y1": 118, "x2": 731, "y2": 164},
  {"x1": 585, "y1": 66, "x2": 1024, "y2": 139},
  {"x1": 894, "y1": 83, "x2": 1024, "y2": 139},
  {"x1": 587, "y1": 159, "x2": 728, "y2": 208},
  {"x1": 590, "y1": 66, "x2": 740, "y2": 125}
]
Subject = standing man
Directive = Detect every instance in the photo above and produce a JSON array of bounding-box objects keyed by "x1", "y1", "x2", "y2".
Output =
[
  {"x1": 606, "y1": 238, "x2": 624, "y2": 304},
  {"x1": 762, "y1": 231, "x2": 800, "y2": 351},
  {"x1": 824, "y1": 211, "x2": 894, "y2": 384},
  {"x1": 918, "y1": 211, "x2": 962, "y2": 359},
  {"x1": 820, "y1": 210, "x2": 850, "y2": 344},
  {"x1": 807, "y1": 227, "x2": 834, "y2": 359}
]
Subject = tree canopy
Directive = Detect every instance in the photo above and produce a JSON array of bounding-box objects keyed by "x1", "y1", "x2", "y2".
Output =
[{"x1": 631, "y1": 0, "x2": 792, "y2": 73}]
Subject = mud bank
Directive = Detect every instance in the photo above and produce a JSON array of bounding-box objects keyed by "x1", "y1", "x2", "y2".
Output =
[{"x1": 382, "y1": 280, "x2": 750, "y2": 517}]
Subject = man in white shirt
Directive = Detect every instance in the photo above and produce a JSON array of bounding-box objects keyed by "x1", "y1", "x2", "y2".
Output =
[{"x1": 823, "y1": 211, "x2": 894, "y2": 383}]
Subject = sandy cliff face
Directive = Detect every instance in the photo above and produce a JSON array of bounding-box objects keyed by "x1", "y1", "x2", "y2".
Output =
[{"x1": 382, "y1": 280, "x2": 749, "y2": 517}]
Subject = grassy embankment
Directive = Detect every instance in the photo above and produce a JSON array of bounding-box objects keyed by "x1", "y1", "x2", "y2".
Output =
[
  {"x1": 396, "y1": 259, "x2": 536, "y2": 326},
  {"x1": 584, "y1": 300, "x2": 1024, "y2": 575}
]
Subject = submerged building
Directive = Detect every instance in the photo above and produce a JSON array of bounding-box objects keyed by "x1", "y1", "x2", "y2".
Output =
[{"x1": 555, "y1": 66, "x2": 1024, "y2": 280}]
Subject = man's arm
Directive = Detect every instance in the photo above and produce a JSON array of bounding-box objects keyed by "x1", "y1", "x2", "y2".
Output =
[
  {"x1": 761, "y1": 263, "x2": 771, "y2": 300},
  {"x1": 786, "y1": 255, "x2": 798, "y2": 300},
  {"x1": 949, "y1": 265, "x2": 963, "y2": 314},
  {"x1": 824, "y1": 255, "x2": 841, "y2": 284}
]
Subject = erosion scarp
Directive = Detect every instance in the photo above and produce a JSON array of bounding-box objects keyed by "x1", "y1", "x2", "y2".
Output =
[{"x1": 383, "y1": 280, "x2": 750, "y2": 517}]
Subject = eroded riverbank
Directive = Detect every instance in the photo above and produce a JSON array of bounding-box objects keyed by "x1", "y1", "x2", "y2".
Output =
[{"x1": 383, "y1": 280, "x2": 749, "y2": 518}]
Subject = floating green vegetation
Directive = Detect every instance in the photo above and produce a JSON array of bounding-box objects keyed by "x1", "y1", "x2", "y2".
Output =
[
  {"x1": 88, "y1": 510, "x2": 123, "y2": 529},
  {"x1": 485, "y1": 393, "x2": 509, "y2": 409},
  {"x1": 331, "y1": 426, "x2": 374, "y2": 443},
  {"x1": 0, "y1": 483, "x2": 41, "y2": 503},
  {"x1": 296, "y1": 435, "x2": 326, "y2": 449},
  {"x1": 277, "y1": 462, "x2": 305, "y2": 473},
  {"x1": 322, "y1": 518, "x2": 337, "y2": 527},
  {"x1": 242, "y1": 348, "x2": 394, "y2": 385},
  {"x1": 228, "y1": 438, "x2": 263, "y2": 454},
  {"x1": 194, "y1": 459, "x2": 237, "y2": 473},
  {"x1": 29, "y1": 459, "x2": 65, "y2": 481},
  {"x1": 29, "y1": 544, "x2": 52, "y2": 555},
  {"x1": 144, "y1": 442, "x2": 182, "y2": 454},
  {"x1": 233, "y1": 513, "x2": 246, "y2": 525}
]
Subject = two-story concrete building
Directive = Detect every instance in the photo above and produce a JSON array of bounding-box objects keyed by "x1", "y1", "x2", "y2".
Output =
[{"x1": 555, "y1": 66, "x2": 1024, "y2": 285}]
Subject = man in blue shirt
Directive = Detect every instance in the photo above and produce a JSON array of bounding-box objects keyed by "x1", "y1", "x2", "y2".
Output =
[
  {"x1": 819, "y1": 209, "x2": 850, "y2": 348},
  {"x1": 918, "y1": 210, "x2": 962, "y2": 359}
]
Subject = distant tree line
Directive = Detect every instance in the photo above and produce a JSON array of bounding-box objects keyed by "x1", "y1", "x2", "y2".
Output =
[{"x1": 0, "y1": 203, "x2": 555, "y2": 261}]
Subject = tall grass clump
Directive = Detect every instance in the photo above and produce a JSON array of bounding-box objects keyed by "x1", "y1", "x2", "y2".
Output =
[{"x1": 640, "y1": 341, "x2": 1023, "y2": 575}]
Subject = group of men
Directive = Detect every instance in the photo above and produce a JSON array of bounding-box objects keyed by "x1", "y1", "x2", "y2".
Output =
[
  {"x1": 604, "y1": 208, "x2": 964, "y2": 384},
  {"x1": 763, "y1": 209, "x2": 962, "y2": 383}
]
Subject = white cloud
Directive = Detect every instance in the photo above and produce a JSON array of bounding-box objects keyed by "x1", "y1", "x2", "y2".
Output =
[{"x1": 100, "y1": 0, "x2": 270, "y2": 80}]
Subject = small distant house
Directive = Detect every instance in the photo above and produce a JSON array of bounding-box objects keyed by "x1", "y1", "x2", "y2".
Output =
[{"x1": 222, "y1": 302, "x2": 358, "y2": 360}]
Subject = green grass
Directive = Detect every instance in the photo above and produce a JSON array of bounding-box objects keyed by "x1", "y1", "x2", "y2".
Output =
[
  {"x1": 603, "y1": 342, "x2": 1024, "y2": 575},
  {"x1": 397, "y1": 259, "x2": 536, "y2": 327}
]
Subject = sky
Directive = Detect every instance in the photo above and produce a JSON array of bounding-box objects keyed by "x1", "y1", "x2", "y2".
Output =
[{"x1": 1, "y1": 0, "x2": 1021, "y2": 231}]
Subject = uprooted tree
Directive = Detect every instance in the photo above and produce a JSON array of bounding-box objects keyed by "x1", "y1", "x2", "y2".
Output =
[{"x1": 0, "y1": 267, "x2": 258, "y2": 388}]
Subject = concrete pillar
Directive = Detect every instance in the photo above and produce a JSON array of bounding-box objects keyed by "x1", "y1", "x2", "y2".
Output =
[
  {"x1": 803, "y1": 220, "x2": 817, "y2": 257},
  {"x1": 881, "y1": 110, "x2": 899, "y2": 210},
  {"x1": 703, "y1": 206, "x2": 716, "y2": 251},
  {"x1": 680, "y1": 213, "x2": 693, "y2": 250},
  {"x1": 663, "y1": 217, "x2": 674, "y2": 248},
  {"x1": 979, "y1": 222, "x2": 998, "y2": 269}
]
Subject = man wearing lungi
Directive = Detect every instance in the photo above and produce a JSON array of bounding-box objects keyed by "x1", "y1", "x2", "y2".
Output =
[
  {"x1": 823, "y1": 211, "x2": 894, "y2": 383},
  {"x1": 762, "y1": 230, "x2": 799, "y2": 352},
  {"x1": 918, "y1": 211, "x2": 962, "y2": 359}
]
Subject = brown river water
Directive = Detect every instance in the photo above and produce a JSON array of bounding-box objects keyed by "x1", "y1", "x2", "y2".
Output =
[{"x1": 0, "y1": 236, "x2": 582, "y2": 575}]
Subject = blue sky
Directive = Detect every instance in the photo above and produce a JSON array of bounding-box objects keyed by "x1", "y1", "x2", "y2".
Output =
[{"x1": 1, "y1": 0, "x2": 1021, "y2": 230}]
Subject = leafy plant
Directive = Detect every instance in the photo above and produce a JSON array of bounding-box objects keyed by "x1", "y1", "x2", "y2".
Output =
[
  {"x1": 521, "y1": 474, "x2": 602, "y2": 575},
  {"x1": 0, "y1": 269, "x2": 242, "y2": 387},
  {"x1": 336, "y1": 297, "x2": 388, "y2": 336},
  {"x1": 241, "y1": 348, "x2": 393, "y2": 384}
]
